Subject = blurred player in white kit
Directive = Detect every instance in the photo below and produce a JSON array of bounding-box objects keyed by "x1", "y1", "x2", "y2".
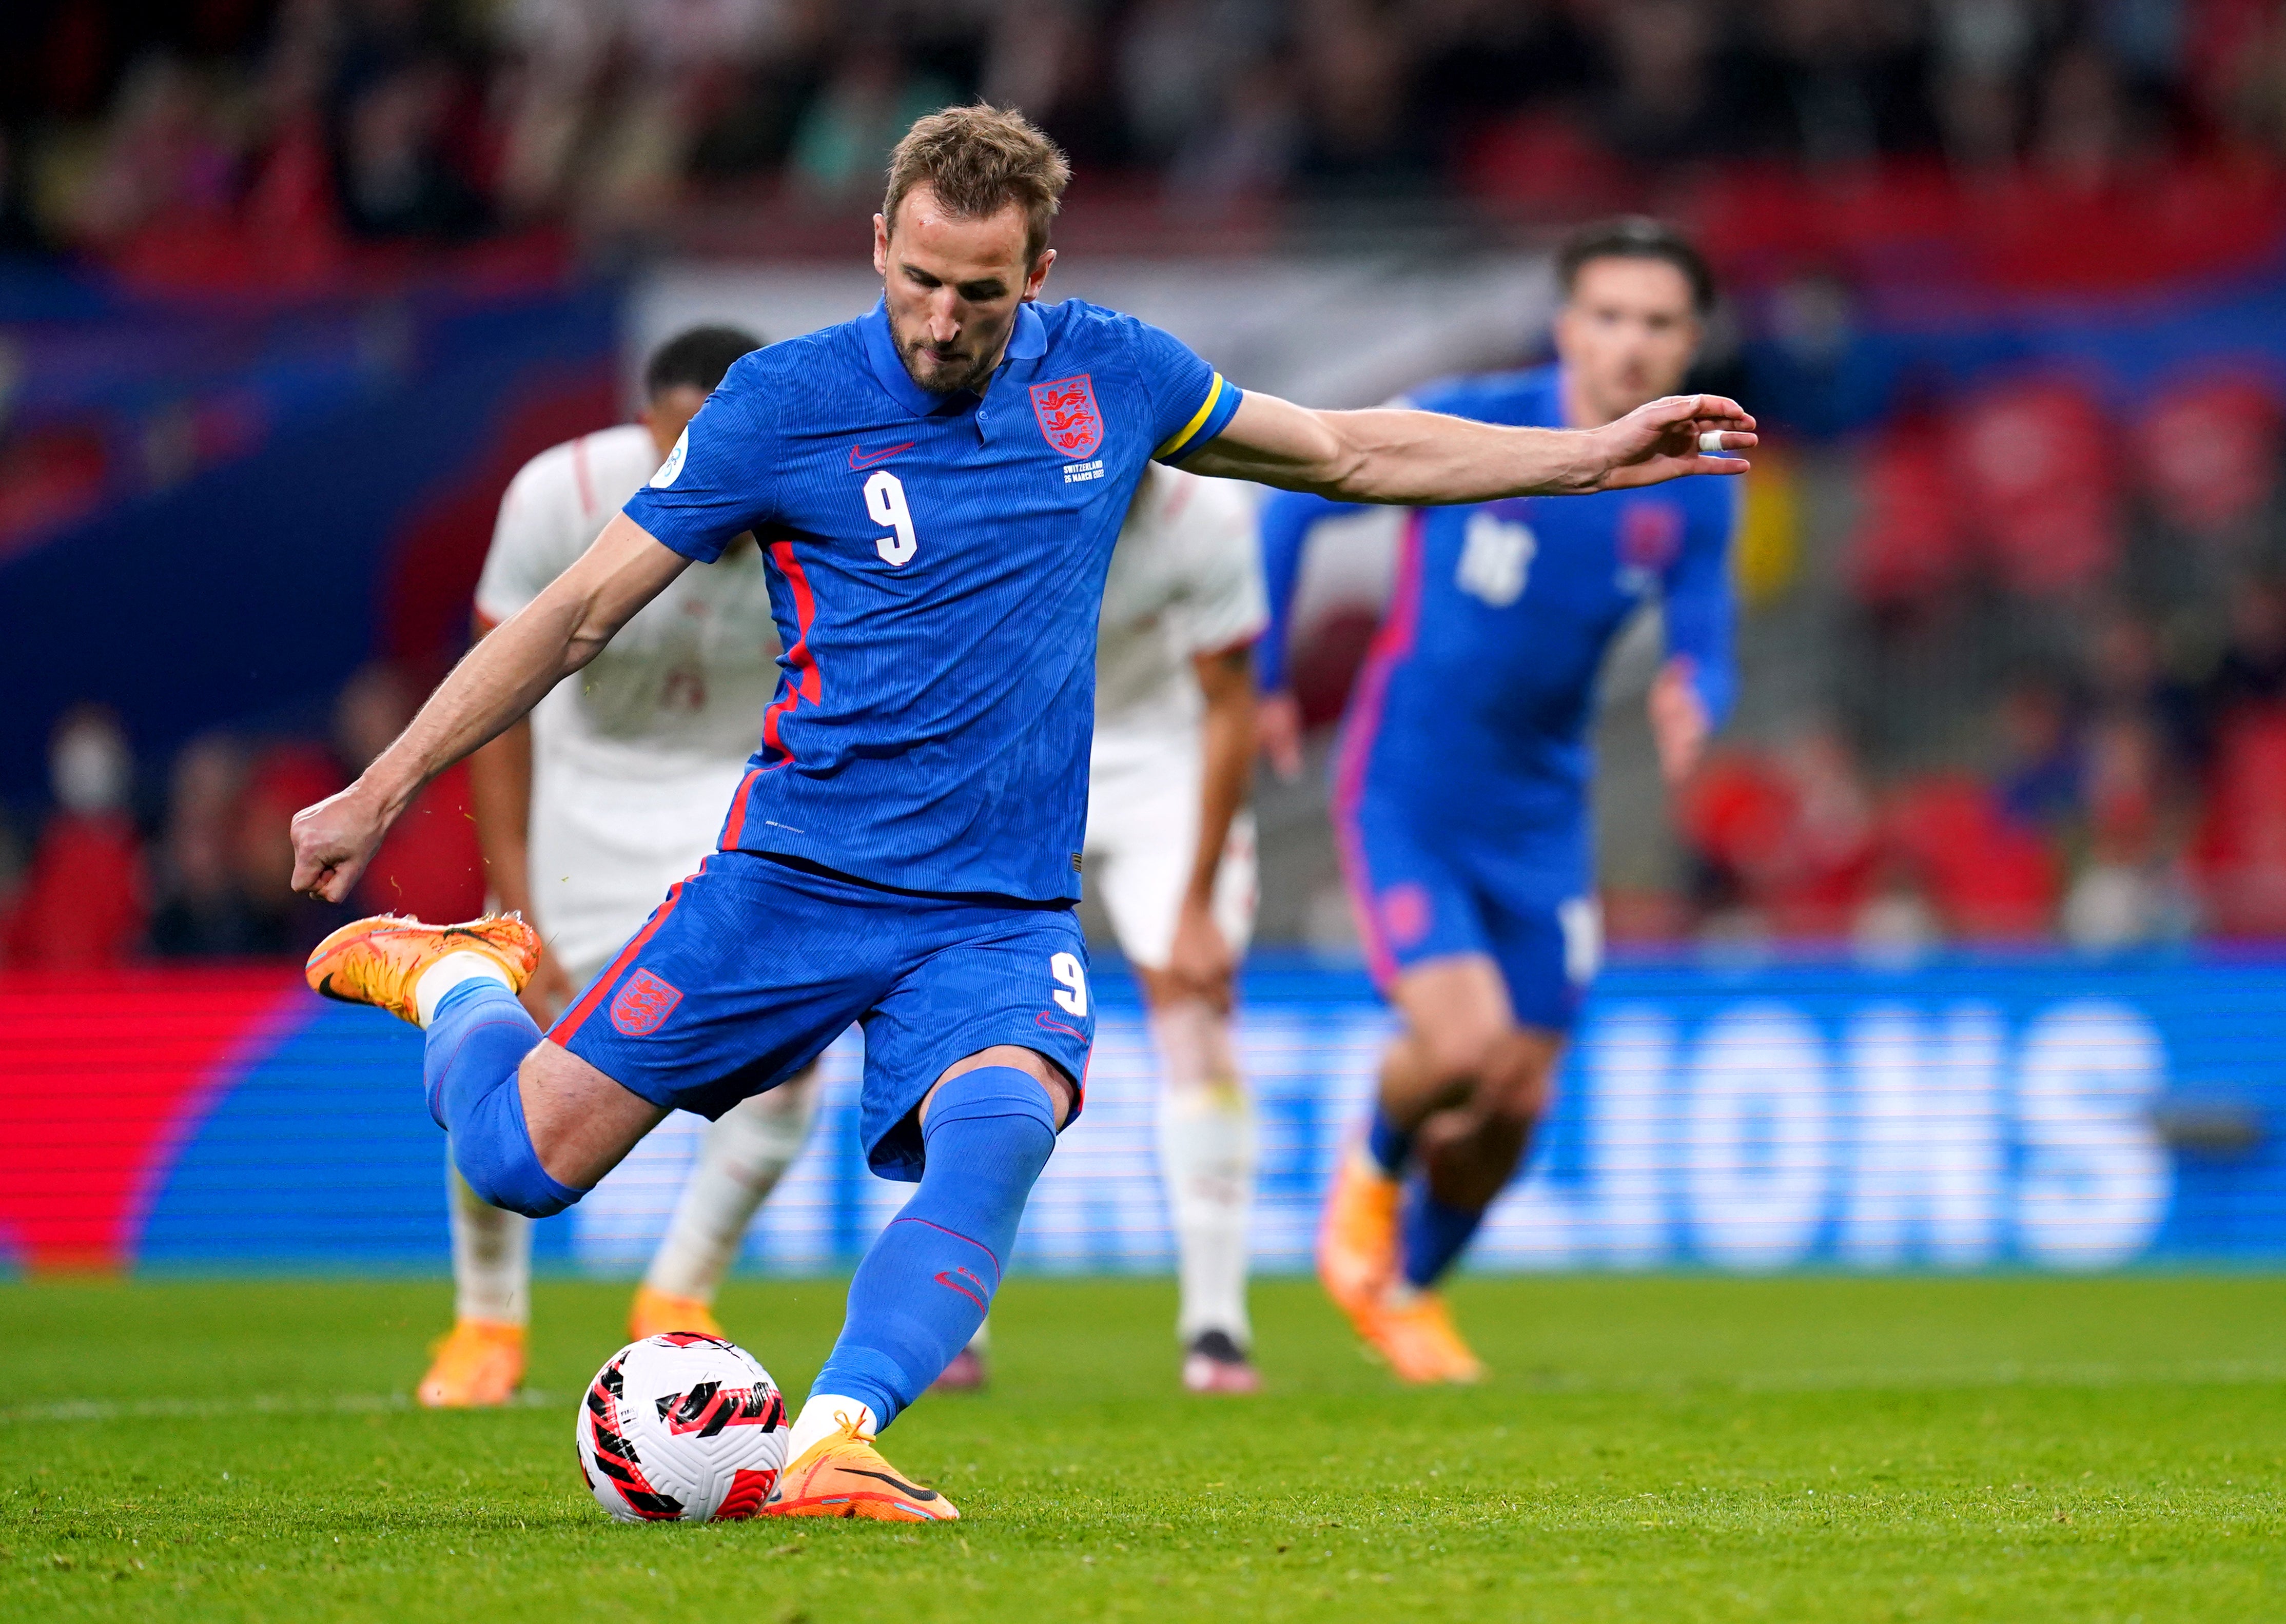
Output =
[
  {"x1": 939, "y1": 460, "x2": 1268, "y2": 1395},
  {"x1": 1091, "y1": 462, "x2": 1267, "y2": 1393},
  {"x1": 419, "y1": 324, "x2": 824, "y2": 1406}
]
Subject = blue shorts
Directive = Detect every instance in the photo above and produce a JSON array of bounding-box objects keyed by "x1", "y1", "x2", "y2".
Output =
[
  {"x1": 547, "y1": 852, "x2": 1094, "y2": 1181},
  {"x1": 1335, "y1": 794, "x2": 1600, "y2": 1033}
]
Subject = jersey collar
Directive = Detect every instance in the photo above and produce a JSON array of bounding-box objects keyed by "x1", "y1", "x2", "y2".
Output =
[{"x1": 861, "y1": 297, "x2": 1047, "y2": 417}]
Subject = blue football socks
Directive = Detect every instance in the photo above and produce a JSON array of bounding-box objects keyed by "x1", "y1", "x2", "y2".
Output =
[
  {"x1": 810, "y1": 1066, "x2": 1059, "y2": 1430},
  {"x1": 1365, "y1": 1102, "x2": 1415, "y2": 1178},
  {"x1": 1399, "y1": 1175, "x2": 1487, "y2": 1290},
  {"x1": 423, "y1": 979, "x2": 582, "y2": 1218}
]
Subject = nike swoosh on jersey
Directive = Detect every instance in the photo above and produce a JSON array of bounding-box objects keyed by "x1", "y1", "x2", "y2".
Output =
[{"x1": 848, "y1": 441, "x2": 916, "y2": 470}]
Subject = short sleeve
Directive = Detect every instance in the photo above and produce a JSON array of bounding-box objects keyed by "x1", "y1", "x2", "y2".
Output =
[
  {"x1": 1165, "y1": 476, "x2": 1268, "y2": 657},
  {"x1": 1127, "y1": 318, "x2": 1244, "y2": 465},
  {"x1": 621, "y1": 360, "x2": 777, "y2": 564},
  {"x1": 474, "y1": 452, "x2": 573, "y2": 627}
]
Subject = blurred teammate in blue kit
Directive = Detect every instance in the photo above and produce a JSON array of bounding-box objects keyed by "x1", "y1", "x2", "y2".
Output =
[
  {"x1": 289, "y1": 103, "x2": 1751, "y2": 1519},
  {"x1": 1263, "y1": 220, "x2": 1742, "y2": 1383}
]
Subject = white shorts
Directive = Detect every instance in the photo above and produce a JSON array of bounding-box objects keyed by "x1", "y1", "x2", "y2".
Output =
[
  {"x1": 526, "y1": 763, "x2": 745, "y2": 985},
  {"x1": 1083, "y1": 742, "x2": 1257, "y2": 973}
]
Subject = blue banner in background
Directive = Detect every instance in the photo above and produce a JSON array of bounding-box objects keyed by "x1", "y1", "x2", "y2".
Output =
[{"x1": 130, "y1": 953, "x2": 2286, "y2": 1275}]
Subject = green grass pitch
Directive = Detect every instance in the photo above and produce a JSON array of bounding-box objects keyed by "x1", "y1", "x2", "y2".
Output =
[{"x1": 2, "y1": 1274, "x2": 2279, "y2": 1622}]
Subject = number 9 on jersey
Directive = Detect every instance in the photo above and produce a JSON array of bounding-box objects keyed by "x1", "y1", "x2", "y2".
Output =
[{"x1": 865, "y1": 469, "x2": 919, "y2": 567}]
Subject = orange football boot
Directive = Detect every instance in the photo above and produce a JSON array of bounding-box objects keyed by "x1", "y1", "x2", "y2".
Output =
[
  {"x1": 1317, "y1": 1149, "x2": 1401, "y2": 1328},
  {"x1": 1362, "y1": 1289, "x2": 1486, "y2": 1385},
  {"x1": 418, "y1": 1318, "x2": 526, "y2": 1407},
  {"x1": 763, "y1": 1410, "x2": 959, "y2": 1522},
  {"x1": 305, "y1": 913, "x2": 541, "y2": 1026},
  {"x1": 628, "y1": 1286, "x2": 723, "y2": 1341}
]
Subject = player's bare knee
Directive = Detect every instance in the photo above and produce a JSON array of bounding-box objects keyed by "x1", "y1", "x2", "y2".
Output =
[
  {"x1": 1480, "y1": 1031, "x2": 1559, "y2": 1122},
  {"x1": 516, "y1": 1041, "x2": 667, "y2": 1188},
  {"x1": 1417, "y1": 1020, "x2": 1513, "y2": 1095}
]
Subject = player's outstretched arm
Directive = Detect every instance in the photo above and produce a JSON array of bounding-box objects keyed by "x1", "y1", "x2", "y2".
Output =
[
  {"x1": 289, "y1": 515, "x2": 692, "y2": 903},
  {"x1": 1181, "y1": 389, "x2": 1755, "y2": 504}
]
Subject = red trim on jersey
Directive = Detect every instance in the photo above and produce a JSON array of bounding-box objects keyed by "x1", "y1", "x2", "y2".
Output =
[
  {"x1": 717, "y1": 767, "x2": 761, "y2": 850},
  {"x1": 571, "y1": 433, "x2": 596, "y2": 517},
  {"x1": 759, "y1": 539, "x2": 822, "y2": 762},
  {"x1": 550, "y1": 873, "x2": 692, "y2": 1044},
  {"x1": 1330, "y1": 511, "x2": 1427, "y2": 990}
]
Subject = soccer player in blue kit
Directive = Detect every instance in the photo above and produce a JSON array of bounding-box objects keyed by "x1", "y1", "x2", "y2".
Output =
[
  {"x1": 288, "y1": 111, "x2": 1752, "y2": 1521},
  {"x1": 1262, "y1": 219, "x2": 1740, "y2": 1385}
]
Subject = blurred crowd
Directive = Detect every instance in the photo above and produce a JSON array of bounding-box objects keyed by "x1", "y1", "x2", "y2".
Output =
[
  {"x1": 1675, "y1": 366, "x2": 2286, "y2": 951},
  {"x1": 7, "y1": 0, "x2": 2286, "y2": 961},
  {"x1": 0, "y1": 668, "x2": 482, "y2": 969},
  {"x1": 5, "y1": 0, "x2": 2286, "y2": 268}
]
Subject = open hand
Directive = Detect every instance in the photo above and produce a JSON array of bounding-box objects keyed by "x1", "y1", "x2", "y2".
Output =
[
  {"x1": 1594, "y1": 394, "x2": 1755, "y2": 491},
  {"x1": 1256, "y1": 690, "x2": 1306, "y2": 782},
  {"x1": 288, "y1": 782, "x2": 392, "y2": 904},
  {"x1": 1648, "y1": 657, "x2": 1711, "y2": 789},
  {"x1": 1165, "y1": 895, "x2": 1237, "y2": 1013}
]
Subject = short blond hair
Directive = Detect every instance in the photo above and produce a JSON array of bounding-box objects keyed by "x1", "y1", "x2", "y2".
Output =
[{"x1": 883, "y1": 104, "x2": 1071, "y2": 266}]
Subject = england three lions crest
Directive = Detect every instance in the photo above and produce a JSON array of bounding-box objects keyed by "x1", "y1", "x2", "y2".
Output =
[
  {"x1": 1030, "y1": 374, "x2": 1104, "y2": 460},
  {"x1": 610, "y1": 968, "x2": 683, "y2": 1036}
]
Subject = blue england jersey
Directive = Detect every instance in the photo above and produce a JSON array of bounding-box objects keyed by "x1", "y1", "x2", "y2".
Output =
[
  {"x1": 624, "y1": 297, "x2": 1242, "y2": 904},
  {"x1": 1258, "y1": 364, "x2": 1738, "y2": 898}
]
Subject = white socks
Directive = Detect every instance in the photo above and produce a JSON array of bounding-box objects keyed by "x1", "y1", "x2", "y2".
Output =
[
  {"x1": 414, "y1": 951, "x2": 511, "y2": 1028},
  {"x1": 642, "y1": 1068, "x2": 822, "y2": 1301},
  {"x1": 1151, "y1": 999, "x2": 1256, "y2": 1346},
  {"x1": 434, "y1": 953, "x2": 529, "y2": 1326},
  {"x1": 447, "y1": 1157, "x2": 531, "y2": 1324},
  {"x1": 787, "y1": 1394, "x2": 876, "y2": 1462}
]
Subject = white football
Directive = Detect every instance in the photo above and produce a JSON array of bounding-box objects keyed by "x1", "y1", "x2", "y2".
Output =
[{"x1": 575, "y1": 1333, "x2": 790, "y2": 1523}]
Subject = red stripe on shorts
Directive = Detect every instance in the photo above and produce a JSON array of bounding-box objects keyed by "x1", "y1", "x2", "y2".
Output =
[{"x1": 549, "y1": 874, "x2": 692, "y2": 1045}]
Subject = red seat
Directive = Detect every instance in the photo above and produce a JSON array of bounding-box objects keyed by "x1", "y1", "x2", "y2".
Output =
[
  {"x1": 2193, "y1": 707, "x2": 2286, "y2": 937},
  {"x1": 357, "y1": 760, "x2": 487, "y2": 924},
  {"x1": 1847, "y1": 425, "x2": 1974, "y2": 610},
  {"x1": 1884, "y1": 775, "x2": 2059, "y2": 940},
  {"x1": 1952, "y1": 377, "x2": 2122, "y2": 596},
  {"x1": 1679, "y1": 751, "x2": 1795, "y2": 884},
  {"x1": 4, "y1": 813, "x2": 148, "y2": 968},
  {"x1": 1681, "y1": 747, "x2": 1878, "y2": 936},
  {"x1": 2135, "y1": 374, "x2": 2282, "y2": 534}
]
